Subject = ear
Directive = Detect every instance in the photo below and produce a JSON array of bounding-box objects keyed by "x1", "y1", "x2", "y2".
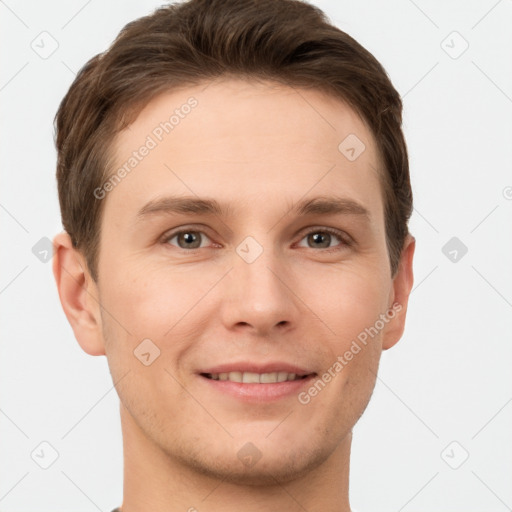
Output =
[
  {"x1": 52, "y1": 232, "x2": 105, "y2": 356},
  {"x1": 382, "y1": 234, "x2": 415, "y2": 350}
]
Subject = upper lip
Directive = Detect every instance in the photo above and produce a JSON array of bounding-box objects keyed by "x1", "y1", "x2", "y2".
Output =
[{"x1": 199, "y1": 362, "x2": 315, "y2": 377}]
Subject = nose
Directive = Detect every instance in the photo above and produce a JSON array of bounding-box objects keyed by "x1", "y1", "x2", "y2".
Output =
[{"x1": 219, "y1": 240, "x2": 301, "y2": 336}]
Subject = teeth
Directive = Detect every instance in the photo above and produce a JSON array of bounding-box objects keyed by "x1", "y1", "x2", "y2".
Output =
[
  {"x1": 277, "y1": 371, "x2": 289, "y2": 382},
  {"x1": 206, "y1": 371, "x2": 303, "y2": 383},
  {"x1": 243, "y1": 372, "x2": 260, "y2": 383}
]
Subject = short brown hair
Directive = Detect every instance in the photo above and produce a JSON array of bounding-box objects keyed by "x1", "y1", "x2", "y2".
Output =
[{"x1": 55, "y1": 0, "x2": 412, "y2": 281}]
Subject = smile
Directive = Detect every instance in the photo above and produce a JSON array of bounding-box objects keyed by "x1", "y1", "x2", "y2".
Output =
[{"x1": 202, "y1": 371, "x2": 310, "y2": 383}]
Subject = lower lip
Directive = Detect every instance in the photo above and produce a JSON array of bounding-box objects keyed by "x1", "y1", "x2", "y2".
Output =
[{"x1": 198, "y1": 374, "x2": 316, "y2": 402}]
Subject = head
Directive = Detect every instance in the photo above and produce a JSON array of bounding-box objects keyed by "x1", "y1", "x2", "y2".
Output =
[{"x1": 53, "y1": 0, "x2": 414, "y2": 486}]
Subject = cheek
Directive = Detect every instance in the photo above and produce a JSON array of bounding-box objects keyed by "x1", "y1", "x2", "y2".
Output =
[
  {"x1": 310, "y1": 263, "x2": 390, "y2": 349},
  {"x1": 100, "y1": 258, "x2": 179, "y2": 323},
  {"x1": 98, "y1": 258, "x2": 224, "y2": 352},
  {"x1": 306, "y1": 270, "x2": 386, "y2": 422}
]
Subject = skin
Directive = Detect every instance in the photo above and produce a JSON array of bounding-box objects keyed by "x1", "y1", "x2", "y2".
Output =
[{"x1": 53, "y1": 77, "x2": 415, "y2": 512}]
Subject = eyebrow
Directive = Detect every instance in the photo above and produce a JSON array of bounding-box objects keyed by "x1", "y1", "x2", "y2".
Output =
[{"x1": 136, "y1": 195, "x2": 371, "y2": 221}]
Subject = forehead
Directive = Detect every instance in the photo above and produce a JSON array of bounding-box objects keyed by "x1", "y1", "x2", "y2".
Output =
[{"x1": 106, "y1": 77, "x2": 384, "y2": 224}]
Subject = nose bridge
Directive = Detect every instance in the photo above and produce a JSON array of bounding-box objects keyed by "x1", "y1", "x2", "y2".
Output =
[
  {"x1": 223, "y1": 234, "x2": 298, "y2": 332},
  {"x1": 235, "y1": 235, "x2": 285, "y2": 304}
]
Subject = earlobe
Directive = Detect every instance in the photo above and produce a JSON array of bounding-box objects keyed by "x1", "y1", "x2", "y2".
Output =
[
  {"x1": 382, "y1": 234, "x2": 416, "y2": 350},
  {"x1": 52, "y1": 232, "x2": 106, "y2": 356}
]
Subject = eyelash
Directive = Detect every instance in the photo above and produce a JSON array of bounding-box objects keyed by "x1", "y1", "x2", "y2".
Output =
[
  {"x1": 295, "y1": 227, "x2": 351, "y2": 252},
  {"x1": 162, "y1": 226, "x2": 352, "y2": 253}
]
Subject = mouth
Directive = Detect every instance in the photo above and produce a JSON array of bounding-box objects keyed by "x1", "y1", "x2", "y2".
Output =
[
  {"x1": 201, "y1": 371, "x2": 312, "y2": 383},
  {"x1": 197, "y1": 365, "x2": 317, "y2": 402}
]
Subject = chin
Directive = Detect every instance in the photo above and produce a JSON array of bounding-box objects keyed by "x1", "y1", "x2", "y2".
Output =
[{"x1": 174, "y1": 442, "x2": 330, "y2": 487}]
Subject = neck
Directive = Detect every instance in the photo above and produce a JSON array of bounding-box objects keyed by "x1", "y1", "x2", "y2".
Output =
[{"x1": 118, "y1": 404, "x2": 352, "y2": 512}]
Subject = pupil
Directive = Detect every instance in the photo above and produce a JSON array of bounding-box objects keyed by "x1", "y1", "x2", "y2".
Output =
[
  {"x1": 180, "y1": 232, "x2": 200, "y2": 248},
  {"x1": 310, "y1": 232, "x2": 330, "y2": 248}
]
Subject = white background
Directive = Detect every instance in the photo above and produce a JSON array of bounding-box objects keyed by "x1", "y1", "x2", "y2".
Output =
[{"x1": 1, "y1": 0, "x2": 511, "y2": 510}]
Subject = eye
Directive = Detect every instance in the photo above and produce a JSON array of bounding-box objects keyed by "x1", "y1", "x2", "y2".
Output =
[
  {"x1": 164, "y1": 229, "x2": 212, "y2": 250},
  {"x1": 161, "y1": 226, "x2": 351, "y2": 252},
  {"x1": 296, "y1": 227, "x2": 350, "y2": 251}
]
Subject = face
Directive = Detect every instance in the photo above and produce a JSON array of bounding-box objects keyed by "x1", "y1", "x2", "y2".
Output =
[{"x1": 86, "y1": 78, "x2": 412, "y2": 484}]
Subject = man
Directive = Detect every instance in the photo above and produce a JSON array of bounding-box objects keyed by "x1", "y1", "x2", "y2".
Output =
[{"x1": 52, "y1": 0, "x2": 415, "y2": 510}]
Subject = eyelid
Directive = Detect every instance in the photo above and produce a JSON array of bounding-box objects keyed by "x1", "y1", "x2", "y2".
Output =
[
  {"x1": 160, "y1": 224, "x2": 215, "y2": 247},
  {"x1": 295, "y1": 226, "x2": 353, "y2": 249}
]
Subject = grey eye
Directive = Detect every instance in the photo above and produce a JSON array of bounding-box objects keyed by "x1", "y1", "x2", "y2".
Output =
[
  {"x1": 167, "y1": 230, "x2": 209, "y2": 249},
  {"x1": 297, "y1": 229, "x2": 344, "y2": 250}
]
